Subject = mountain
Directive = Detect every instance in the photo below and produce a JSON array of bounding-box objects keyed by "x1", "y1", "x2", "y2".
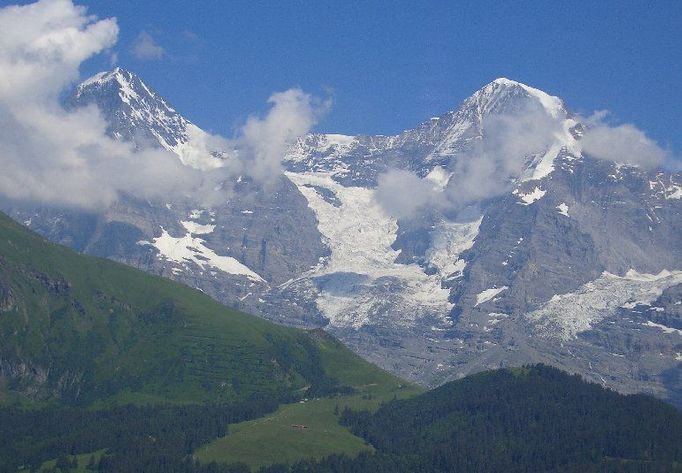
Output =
[
  {"x1": 6, "y1": 67, "x2": 329, "y2": 313},
  {"x1": 276, "y1": 78, "x2": 682, "y2": 406},
  {"x1": 69, "y1": 67, "x2": 223, "y2": 170},
  {"x1": 0, "y1": 210, "x2": 404, "y2": 406},
  {"x1": 263, "y1": 365, "x2": 682, "y2": 472},
  {"x1": 3, "y1": 69, "x2": 681, "y2": 406},
  {"x1": 285, "y1": 77, "x2": 574, "y2": 185}
]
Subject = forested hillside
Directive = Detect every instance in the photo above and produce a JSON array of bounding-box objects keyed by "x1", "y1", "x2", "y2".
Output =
[{"x1": 260, "y1": 366, "x2": 682, "y2": 472}]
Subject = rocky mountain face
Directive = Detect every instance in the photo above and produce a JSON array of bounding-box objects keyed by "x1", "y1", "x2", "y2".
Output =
[
  {"x1": 68, "y1": 67, "x2": 223, "y2": 169},
  {"x1": 3, "y1": 70, "x2": 681, "y2": 405}
]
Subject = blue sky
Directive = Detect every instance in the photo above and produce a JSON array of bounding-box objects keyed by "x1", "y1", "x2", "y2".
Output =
[{"x1": 13, "y1": 0, "x2": 682, "y2": 153}]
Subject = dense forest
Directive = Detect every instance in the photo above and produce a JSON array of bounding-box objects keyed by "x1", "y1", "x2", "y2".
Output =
[
  {"x1": 2, "y1": 365, "x2": 681, "y2": 473},
  {"x1": 260, "y1": 366, "x2": 682, "y2": 473},
  {"x1": 0, "y1": 398, "x2": 282, "y2": 472}
]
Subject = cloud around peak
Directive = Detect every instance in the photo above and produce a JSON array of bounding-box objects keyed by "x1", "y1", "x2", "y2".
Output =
[
  {"x1": 0, "y1": 0, "x2": 118, "y2": 104},
  {"x1": 375, "y1": 103, "x2": 566, "y2": 218},
  {"x1": 374, "y1": 104, "x2": 676, "y2": 220},
  {"x1": 580, "y1": 112, "x2": 670, "y2": 170},
  {"x1": 0, "y1": 0, "x2": 327, "y2": 210}
]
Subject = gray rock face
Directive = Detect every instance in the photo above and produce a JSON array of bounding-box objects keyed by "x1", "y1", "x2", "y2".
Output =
[
  {"x1": 67, "y1": 68, "x2": 197, "y2": 153},
  {"x1": 4, "y1": 70, "x2": 681, "y2": 405},
  {"x1": 434, "y1": 154, "x2": 682, "y2": 404}
]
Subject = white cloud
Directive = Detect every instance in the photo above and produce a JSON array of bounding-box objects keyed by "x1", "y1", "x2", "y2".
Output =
[
  {"x1": 580, "y1": 114, "x2": 669, "y2": 169},
  {"x1": 0, "y1": 104, "x2": 215, "y2": 208},
  {"x1": 446, "y1": 104, "x2": 562, "y2": 208},
  {"x1": 0, "y1": 0, "x2": 325, "y2": 210},
  {"x1": 0, "y1": 0, "x2": 118, "y2": 105},
  {"x1": 375, "y1": 169, "x2": 442, "y2": 219},
  {"x1": 131, "y1": 31, "x2": 165, "y2": 60},
  {"x1": 375, "y1": 103, "x2": 564, "y2": 217},
  {"x1": 237, "y1": 89, "x2": 330, "y2": 185},
  {"x1": 182, "y1": 29, "x2": 200, "y2": 42},
  {"x1": 374, "y1": 102, "x2": 675, "y2": 220}
]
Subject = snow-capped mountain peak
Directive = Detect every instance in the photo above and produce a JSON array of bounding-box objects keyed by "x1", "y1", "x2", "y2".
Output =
[
  {"x1": 284, "y1": 78, "x2": 574, "y2": 186},
  {"x1": 484, "y1": 77, "x2": 566, "y2": 118},
  {"x1": 76, "y1": 67, "x2": 139, "y2": 98},
  {"x1": 71, "y1": 68, "x2": 222, "y2": 170}
]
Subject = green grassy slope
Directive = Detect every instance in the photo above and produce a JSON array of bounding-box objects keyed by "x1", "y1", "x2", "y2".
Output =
[
  {"x1": 0, "y1": 212, "x2": 407, "y2": 407},
  {"x1": 195, "y1": 365, "x2": 421, "y2": 469}
]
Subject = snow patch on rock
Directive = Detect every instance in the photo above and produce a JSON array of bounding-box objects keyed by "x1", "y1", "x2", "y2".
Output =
[
  {"x1": 515, "y1": 186, "x2": 546, "y2": 205},
  {"x1": 528, "y1": 270, "x2": 682, "y2": 340},
  {"x1": 144, "y1": 225, "x2": 264, "y2": 283},
  {"x1": 426, "y1": 215, "x2": 482, "y2": 280},
  {"x1": 642, "y1": 321, "x2": 682, "y2": 336},
  {"x1": 475, "y1": 286, "x2": 508, "y2": 306}
]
